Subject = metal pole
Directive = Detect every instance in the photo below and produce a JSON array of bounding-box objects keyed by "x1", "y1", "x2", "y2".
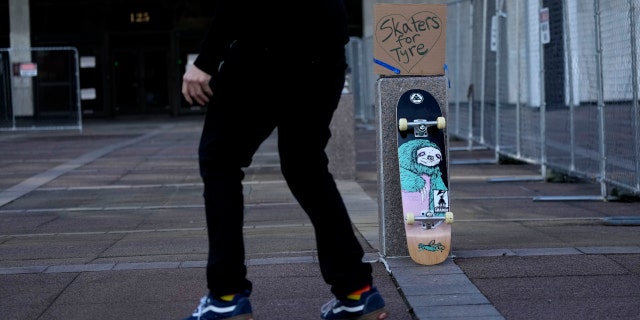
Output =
[
  {"x1": 594, "y1": 0, "x2": 608, "y2": 199},
  {"x1": 495, "y1": 0, "x2": 501, "y2": 153},
  {"x1": 630, "y1": 0, "x2": 640, "y2": 191},
  {"x1": 480, "y1": 0, "x2": 488, "y2": 145},
  {"x1": 563, "y1": 0, "x2": 576, "y2": 172},
  {"x1": 454, "y1": 2, "x2": 461, "y2": 136},
  {"x1": 5, "y1": 50, "x2": 17, "y2": 130},
  {"x1": 468, "y1": 1, "x2": 475, "y2": 148},
  {"x1": 72, "y1": 48, "x2": 83, "y2": 132},
  {"x1": 539, "y1": 0, "x2": 548, "y2": 181},
  {"x1": 515, "y1": 0, "x2": 522, "y2": 158},
  {"x1": 493, "y1": 0, "x2": 500, "y2": 154}
]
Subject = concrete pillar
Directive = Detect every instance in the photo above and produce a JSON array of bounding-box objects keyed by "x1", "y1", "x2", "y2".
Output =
[
  {"x1": 9, "y1": 0, "x2": 34, "y2": 116},
  {"x1": 375, "y1": 76, "x2": 448, "y2": 258},
  {"x1": 327, "y1": 92, "x2": 356, "y2": 180}
]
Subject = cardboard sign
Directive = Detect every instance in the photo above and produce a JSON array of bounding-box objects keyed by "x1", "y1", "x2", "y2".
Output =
[{"x1": 373, "y1": 4, "x2": 447, "y2": 76}]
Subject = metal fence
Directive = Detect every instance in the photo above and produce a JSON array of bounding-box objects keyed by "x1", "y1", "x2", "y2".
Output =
[
  {"x1": 347, "y1": 36, "x2": 378, "y2": 128},
  {"x1": 0, "y1": 47, "x2": 81, "y2": 131},
  {"x1": 349, "y1": 0, "x2": 639, "y2": 198},
  {"x1": 441, "y1": 0, "x2": 640, "y2": 198}
]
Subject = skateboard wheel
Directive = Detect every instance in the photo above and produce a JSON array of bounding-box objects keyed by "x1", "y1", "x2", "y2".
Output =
[
  {"x1": 398, "y1": 118, "x2": 408, "y2": 131},
  {"x1": 445, "y1": 212, "x2": 454, "y2": 224},
  {"x1": 405, "y1": 213, "x2": 415, "y2": 225},
  {"x1": 436, "y1": 117, "x2": 446, "y2": 129}
]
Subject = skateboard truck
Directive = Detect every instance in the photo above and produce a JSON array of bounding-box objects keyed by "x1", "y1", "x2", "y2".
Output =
[
  {"x1": 398, "y1": 117, "x2": 446, "y2": 137},
  {"x1": 405, "y1": 211, "x2": 454, "y2": 229}
]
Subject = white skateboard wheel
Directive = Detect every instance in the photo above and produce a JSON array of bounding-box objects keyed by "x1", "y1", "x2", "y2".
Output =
[
  {"x1": 398, "y1": 118, "x2": 408, "y2": 131},
  {"x1": 445, "y1": 212, "x2": 454, "y2": 224},
  {"x1": 405, "y1": 212, "x2": 415, "y2": 225}
]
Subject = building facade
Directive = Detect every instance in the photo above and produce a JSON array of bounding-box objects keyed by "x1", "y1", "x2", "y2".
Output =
[{"x1": 1, "y1": 0, "x2": 363, "y2": 117}]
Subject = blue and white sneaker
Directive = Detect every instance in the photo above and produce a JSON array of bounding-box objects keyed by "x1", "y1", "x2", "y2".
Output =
[
  {"x1": 184, "y1": 292, "x2": 253, "y2": 320},
  {"x1": 321, "y1": 286, "x2": 388, "y2": 320}
]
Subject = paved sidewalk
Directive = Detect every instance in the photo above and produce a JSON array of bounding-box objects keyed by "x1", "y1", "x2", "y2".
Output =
[{"x1": 1, "y1": 115, "x2": 639, "y2": 320}]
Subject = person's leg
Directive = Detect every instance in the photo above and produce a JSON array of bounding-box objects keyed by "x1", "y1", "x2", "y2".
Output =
[
  {"x1": 275, "y1": 58, "x2": 373, "y2": 300},
  {"x1": 197, "y1": 57, "x2": 277, "y2": 297}
]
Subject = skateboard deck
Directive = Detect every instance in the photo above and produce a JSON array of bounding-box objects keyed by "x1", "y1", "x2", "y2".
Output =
[{"x1": 396, "y1": 89, "x2": 453, "y2": 265}]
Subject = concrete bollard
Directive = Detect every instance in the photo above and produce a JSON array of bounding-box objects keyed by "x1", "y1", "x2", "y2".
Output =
[
  {"x1": 375, "y1": 76, "x2": 449, "y2": 258},
  {"x1": 327, "y1": 93, "x2": 356, "y2": 180}
]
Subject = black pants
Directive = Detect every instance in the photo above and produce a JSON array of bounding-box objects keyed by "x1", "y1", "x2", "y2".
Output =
[{"x1": 198, "y1": 45, "x2": 373, "y2": 300}]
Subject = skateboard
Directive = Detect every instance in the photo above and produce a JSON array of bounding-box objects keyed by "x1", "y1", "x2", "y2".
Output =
[{"x1": 396, "y1": 89, "x2": 453, "y2": 265}]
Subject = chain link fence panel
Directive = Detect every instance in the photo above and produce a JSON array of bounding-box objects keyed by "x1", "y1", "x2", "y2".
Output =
[
  {"x1": 445, "y1": 0, "x2": 640, "y2": 197},
  {"x1": 0, "y1": 47, "x2": 81, "y2": 131}
]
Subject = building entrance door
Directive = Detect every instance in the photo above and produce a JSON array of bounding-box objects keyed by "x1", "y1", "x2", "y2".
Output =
[{"x1": 112, "y1": 48, "x2": 168, "y2": 114}]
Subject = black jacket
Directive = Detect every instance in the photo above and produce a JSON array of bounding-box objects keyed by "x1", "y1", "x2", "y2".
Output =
[{"x1": 193, "y1": 0, "x2": 350, "y2": 77}]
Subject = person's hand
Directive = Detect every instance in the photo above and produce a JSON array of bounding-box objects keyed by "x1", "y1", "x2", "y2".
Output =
[{"x1": 182, "y1": 65, "x2": 213, "y2": 106}]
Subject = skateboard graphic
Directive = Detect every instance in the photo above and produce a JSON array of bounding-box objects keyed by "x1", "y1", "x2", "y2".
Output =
[{"x1": 396, "y1": 89, "x2": 453, "y2": 265}]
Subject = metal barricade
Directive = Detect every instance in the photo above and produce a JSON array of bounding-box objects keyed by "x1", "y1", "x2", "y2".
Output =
[
  {"x1": 0, "y1": 47, "x2": 81, "y2": 131},
  {"x1": 445, "y1": 0, "x2": 640, "y2": 197}
]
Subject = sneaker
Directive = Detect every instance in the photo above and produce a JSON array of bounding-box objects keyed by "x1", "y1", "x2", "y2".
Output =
[
  {"x1": 320, "y1": 286, "x2": 388, "y2": 320},
  {"x1": 184, "y1": 292, "x2": 253, "y2": 320}
]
